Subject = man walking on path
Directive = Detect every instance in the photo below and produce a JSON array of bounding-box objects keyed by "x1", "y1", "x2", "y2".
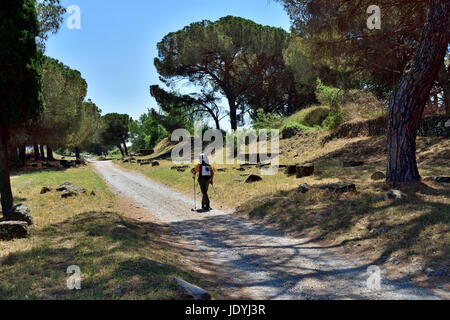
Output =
[{"x1": 192, "y1": 154, "x2": 214, "y2": 211}]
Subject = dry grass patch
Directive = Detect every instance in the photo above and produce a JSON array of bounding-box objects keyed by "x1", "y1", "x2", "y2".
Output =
[{"x1": 1, "y1": 166, "x2": 217, "y2": 300}]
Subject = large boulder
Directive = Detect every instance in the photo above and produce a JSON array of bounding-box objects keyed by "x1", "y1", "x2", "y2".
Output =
[
  {"x1": 384, "y1": 190, "x2": 403, "y2": 201},
  {"x1": 245, "y1": 174, "x2": 262, "y2": 184},
  {"x1": 0, "y1": 221, "x2": 29, "y2": 240},
  {"x1": 40, "y1": 186, "x2": 52, "y2": 194},
  {"x1": 285, "y1": 165, "x2": 297, "y2": 176},
  {"x1": 56, "y1": 182, "x2": 86, "y2": 194},
  {"x1": 371, "y1": 171, "x2": 386, "y2": 181},
  {"x1": 299, "y1": 183, "x2": 312, "y2": 194},
  {"x1": 296, "y1": 164, "x2": 314, "y2": 178},
  {"x1": 435, "y1": 177, "x2": 450, "y2": 183},
  {"x1": 152, "y1": 161, "x2": 160, "y2": 167},
  {"x1": 6, "y1": 204, "x2": 33, "y2": 226},
  {"x1": 61, "y1": 190, "x2": 78, "y2": 198}
]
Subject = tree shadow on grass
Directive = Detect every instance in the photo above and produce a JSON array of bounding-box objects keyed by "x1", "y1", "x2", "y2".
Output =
[
  {"x1": 236, "y1": 181, "x2": 450, "y2": 271},
  {"x1": 0, "y1": 211, "x2": 219, "y2": 300}
]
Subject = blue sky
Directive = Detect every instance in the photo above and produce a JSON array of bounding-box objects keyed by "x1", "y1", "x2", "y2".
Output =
[{"x1": 46, "y1": 0, "x2": 291, "y2": 128}]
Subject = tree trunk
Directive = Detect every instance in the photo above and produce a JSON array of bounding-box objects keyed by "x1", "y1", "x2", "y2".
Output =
[
  {"x1": 387, "y1": 0, "x2": 450, "y2": 183},
  {"x1": 287, "y1": 77, "x2": 298, "y2": 116},
  {"x1": 0, "y1": 126, "x2": 13, "y2": 216},
  {"x1": 229, "y1": 98, "x2": 237, "y2": 131},
  {"x1": 75, "y1": 147, "x2": 80, "y2": 160},
  {"x1": 33, "y1": 144, "x2": 40, "y2": 161},
  {"x1": 438, "y1": 63, "x2": 450, "y2": 115},
  {"x1": 39, "y1": 144, "x2": 45, "y2": 161},
  {"x1": 117, "y1": 144, "x2": 125, "y2": 157},
  {"x1": 213, "y1": 116, "x2": 221, "y2": 131},
  {"x1": 18, "y1": 145, "x2": 26, "y2": 167},
  {"x1": 122, "y1": 140, "x2": 129, "y2": 157},
  {"x1": 46, "y1": 145, "x2": 55, "y2": 161}
]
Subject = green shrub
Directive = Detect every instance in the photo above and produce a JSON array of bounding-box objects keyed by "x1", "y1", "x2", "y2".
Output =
[
  {"x1": 316, "y1": 78, "x2": 342, "y2": 111},
  {"x1": 322, "y1": 110, "x2": 345, "y2": 130},
  {"x1": 252, "y1": 109, "x2": 283, "y2": 130}
]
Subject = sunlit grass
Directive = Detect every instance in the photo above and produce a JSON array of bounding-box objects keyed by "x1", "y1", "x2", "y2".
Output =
[{"x1": 1, "y1": 166, "x2": 214, "y2": 300}]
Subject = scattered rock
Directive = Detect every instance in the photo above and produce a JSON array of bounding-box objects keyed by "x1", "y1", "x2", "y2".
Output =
[
  {"x1": 384, "y1": 190, "x2": 403, "y2": 201},
  {"x1": 371, "y1": 171, "x2": 386, "y2": 181},
  {"x1": 244, "y1": 174, "x2": 262, "y2": 183},
  {"x1": 296, "y1": 164, "x2": 315, "y2": 178},
  {"x1": 285, "y1": 165, "x2": 297, "y2": 176},
  {"x1": 435, "y1": 176, "x2": 450, "y2": 183},
  {"x1": 172, "y1": 277, "x2": 211, "y2": 300},
  {"x1": 281, "y1": 126, "x2": 299, "y2": 139},
  {"x1": 319, "y1": 183, "x2": 356, "y2": 193},
  {"x1": 387, "y1": 257, "x2": 400, "y2": 265},
  {"x1": 0, "y1": 221, "x2": 29, "y2": 240},
  {"x1": 6, "y1": 204, "x2": 33, "y2": 226},
  {"x1": 298, "y1": 183, "x2": 312, "y2": 194},
  {"x1": 139, "y1": 159, "x2": 152, "y2": 166},
  {"x1": 56, "y1": 182, "x2": 86, "y2": 195},
  {"x1": 112, "y1": 225, "x2": 134, "y2": 239},
  {"x1": 40, "y1": 186, "x2": 52, "y2": 194},
  {"x1": 61, "y1": 190, "x2": 78, "y2": 198},
  {"x1": 343, "y1": 160, "x2": 365, "y2": 167},
  {"x1": 171, "y1": 165, "x2": 189, "y2": 170}
]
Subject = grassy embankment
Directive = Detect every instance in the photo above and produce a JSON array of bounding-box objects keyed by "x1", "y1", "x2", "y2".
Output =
[
  {"x1": 117, "y1": 105, "x2": 449, "y2": 276},
  {"x1": 1, "y1": 166, "x2": 218, "y2": 299}
]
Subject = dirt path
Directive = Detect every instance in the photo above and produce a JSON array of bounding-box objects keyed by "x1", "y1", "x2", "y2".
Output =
[{"x1": 91, "y1": 161, "x2": 445, "y2": 300}]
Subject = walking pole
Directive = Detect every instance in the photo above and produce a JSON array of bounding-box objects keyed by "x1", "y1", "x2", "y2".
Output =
[{"x1": 193, "y1": 178, "x2": 197, "y2": 211}]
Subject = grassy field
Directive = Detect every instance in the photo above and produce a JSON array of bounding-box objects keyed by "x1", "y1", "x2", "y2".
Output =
[
  {"x1": 1, "y1": 166, "x2": 218, "y2": 300},
  {"x1": 117, "y1": 134, "x2": 450, "y2": 277}
]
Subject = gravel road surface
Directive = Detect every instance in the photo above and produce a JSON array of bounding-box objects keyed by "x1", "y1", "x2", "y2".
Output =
[{"x1": 92, "y1": 161, "x2": 445, "y2": 300}]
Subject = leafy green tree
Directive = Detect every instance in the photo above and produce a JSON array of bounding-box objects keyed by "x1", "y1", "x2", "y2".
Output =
[
  {"x1": 36, "y1": 0, "x2": 66, "y2": 51},
  {"x1": 279, "y1": 0, "x2": 450, "y2": 182},
  {"x1": 155, "y1": 16, "x2": 290, "y2": 130},
  {"x1": 32, "y1": 56, "x2": 87, "y2": 160},
  {"x1": 129, "y1": 112, "x2": 168, "y2": 151},
  {"x1": 67, "y1": 99, "x2": 102, "y2": 159},
  {"x1": 99, "y1": 113, "x2": 130, "y2": 157},
  {"x1": 0, "y1": 0, "x2": 43, "y2": 215}
]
